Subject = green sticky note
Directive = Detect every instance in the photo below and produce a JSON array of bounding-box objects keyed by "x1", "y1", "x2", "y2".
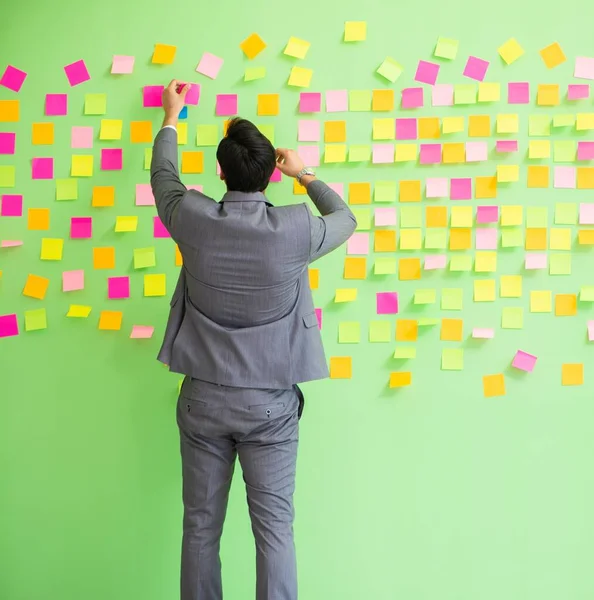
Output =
[
  {"x1": 196, "y1": 124, "x2": 219, "y2": 146},
  {"x1": 501, "y1": 307, "x2": 524, "y2": 329},
  {"x1": 526, "y1": 207, "x2": 548, "y2": 227},
  {"x1": 349, "y1": 145, "x2": 371, "y2": 162},
  {"x1": 449, "y1": 255, "x2": 472, "y2": 271},
  {"x1": 55, "y1": 178, "x2": 78, "y2": 201},
  {"x1": 0, "y1": 165, "x2": 16, "y2": 187},
  {"x1": 555, "y1": 203, "x2": 577, "y2": 225},
  {"x1": 418, "y1": 318, "x2": 439, "y2": 326},
  {"x1": 374, "y1": 257, "x2": 397, "y2": 275},
  {"x1": 454, "y1": 84, "x2": 477, "y2": 105},
  {"x1": 394, "y1": 346, "x2": 417, "y2": 359},
  {"x1": 244, "y1": 66, "x2": 266, "y2": 81},
  {"x1": 553, "y1": 114, "x2": 575, "y2": 127},
  {"x1": 414, "y1": 289, "x2": 436, "y2": 305},
  {"x1": 441, "y1": 288, "x2": 463, "y2": 310},
  {"x1": 424, "y1": 229, "x2": 447, "y2": 249},
  {"x1": 349, "y1": 90, "x2": 372, "y2": 111},
  {"x1": 441, "y1": 348, "x2": 463, "y2": 370},
  {"x1": 434, "y1": 37, "x2": 459, "y2": 60},
  {"x1": 374, "y1": 180, "x2": 397, "y2": 202},
  {"x1": 133, "y1": 247, "x2": 156, "y2": 269},
  {"x1": 376, "y1": 57, "x2": 403, "y2": 83},
  {"x1": 144, "y1": 148, "x2": 152, "y2": 170},
  {"x1": 580, "y1": 286, "x2": 594, "y2": 301},
  {"x1": 257, "y1": 124, "x2": 275, "y2": 144},
  {"x1": 549, "y1": 253, "x2": 571, "y2": 275},
  {"x1": 84, "y1": 93, "x2": 107, "y2": 115},
  {"x1": 25, "y1": 308, "x2": 47, "y2": 332},
  {"x1": 369, "y1": 321, "x2": 391, "y2": 343},
  {"x1": 501, "y1": 227, "x2": 524, "y2": 248},
  {"x1": 352, "y1": 208, "x2": 371, "y2": 230},
  {"x1": 399, "y1": 206, "x2": 422, "y2": 228},
  {"x1": 554, "y1": 141, "x2": 576, "y2": 162},
  {"x1": 338, "y1": 321, "x2": 360, "y2": 343},
  {"x1": 528, "y1": 115, "x2": 551, "y2": 136}
]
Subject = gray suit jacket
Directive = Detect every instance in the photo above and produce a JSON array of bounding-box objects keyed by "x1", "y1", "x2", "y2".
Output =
[{"x1": 150, "y1": 127, "x2": 356, "y2": 388}]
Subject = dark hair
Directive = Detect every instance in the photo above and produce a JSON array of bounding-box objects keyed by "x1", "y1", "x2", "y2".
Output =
[{"x1": 216, "y1": 117, "x2": 276, "y2": 192}]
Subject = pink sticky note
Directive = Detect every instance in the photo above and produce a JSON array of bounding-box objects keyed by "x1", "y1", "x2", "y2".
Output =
[
  {"x1": 579, "y1": 203, "x2": 594, "y2": 224},
  {"x1": 465, "y1": 141, "x2": 488, "y2": 162},
  {"x1": 401, "y1": 87, "x2": 424, "y2": 109},
  {"x1": 568, "y1": 84, "x2": 589, "y2": 100},
  {"x1": 424, "y1": 254, "x2": 447, "y2": 270},
  {"x1": 216, "y1": 94, "x2": 237, "y2": 116},
  {"x1": 472, "y1": 328, "x2": 494, "y2": 339},
  {"x1": 0, "y1": 314, "x2": 19, "y2": 338},
  {"x1": 347, "y1": 232, "x2": 369, "y2": 255},
  {"x1": 577, "y1": 142, "x2": 594, "y2": 160},
  {"x1": 463, "y1": 56, "x2": 489, "y2": 81},
  {"x1": 574, "y1": 56, "x2": 594, "y2": 80},
  {"x1": 315, "y1": 308, "x2": 322, "y2": 330},
  {"x1": 327, "y1": 183, "x2": 344, "y2": 198},
  {"x1": 62, "y1": 269, "x2": 84, "y2": 292},
  {"x1": 496, "y1": 140, "x2": 518, "y2": 153},
  {"x1": 512, "y1": 350, "x2": 537, "y2": 372},
  {"x1": 554, "y1": 166, "x2": 576, "y2": 189},
  {"x1": 108, "y1": 276, "x2": 130, "y2": 299},
  {"x1": 130, "y1": 325, "x2": 155, "y2": 339},
  {"x1": 101, "y1": 148, "x2": 123, "y2": 170},
  {"x1": 143, "y1": 85, "x2": 164, "y2": 108},
  {"x1": 187, "y1": 185, "x2": 203, "y2": 192},
  {"x1": 299, "y1": 92, "x2": 321, "y2": 113},
  {"x1": 64, "y1": 59, "x2": 90, "y2": 86},
  {"x1": 415, "y1": 60, "x2": 440, "y2": 85},
  {"x1": 375, "y1": 207, "x2": 397, "y2": 226},
  {"x1": 508, "y1": 82, "x2": 530, "y2": 104},
  {"x1": 0, "y1": 132, "x2": 16, "y2": 155},
  {"x1": 0, "y1": 65, "x2": 27, "y2": 92},
  {"x1": 297, "y1": 145, "x2": 320, "y2": 167},
  {"x1": 298, "y1": 120, "x2": 320, "y2": 142},
  {"x1": 45, "y1": 93, "x2": 68, "y2": 116},
  {"x1": 395, "y1": 118, "x2": 417, "y2": 140},
  {"x1": 426, "y1": 178, "x2": 448, "y2": 198},
  {"x1": 32, "y1": 157, "x2": 54, "y2": 180},
  {"x1": 525, "y1": 253, "x2": 547, "y2": 270},
  {"x1": 376, "y1": 292, "x2": 398, "y2": 315},
  {"x1": 70, "y1": 217, "x2": 92, "y2": 239},
  {"x1": 1, "y1": 194, "x2": 22, "y2": 216},
  {"x1": 269, "y1": 168, "x2": 282, "y2": 183},
  {"x1": 372, "y1": 144, "x2": 394, "y2": 164},
  {"x1": 0, "y1": 240, "x2": 23, "y2": 247},
  {"x1": 71, "y1": 126, "x2": 93, "y2": 149},
  {"x1": 420, "y1": 143, "x2": 441, "y2": 164},
  {"x1": 136, "y1": 184, "x2": 155, "y2": 206},
  {"x1": 196, "y1": 52, "x2": 224, "y2": 79},
  {"x1": 431, "y1": 84, "x2": 454, "y2": 106},
  {"x1": 325, "y1": 90, "x2": 348, "y2": 112},
  {"x1": 588, "y1": 321, "x2": 594, "y2": 342},
  {"x1": 184, "y1": 83, "x2": 200, "y2": 106},
  {"x1": 476, "y1": 228, "x2": 498, "y2": 250},
  {"x1": 476, "y1": 205, "x2": 499, "y2": 224},
  {"x1": 450, "y1": 178, "x2": 472, "y2": 200},
  {"x1": 111, "y1": 55, "x2": 135, "y2": 74}
]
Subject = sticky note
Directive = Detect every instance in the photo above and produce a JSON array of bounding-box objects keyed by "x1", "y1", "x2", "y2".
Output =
[
  {"x1": 589, "y1": 321, "x2": 594, "y2": 342},
  {"x1": 111, "y1": 55, "x2": 135, "y2": 74},
  {"x1": 98, "y1": 311, "x2": 122, "y2": 331},
  {"x1": 529, "y1": 140, "x2": 551, "y2": 159},
  {"x1": 426, "y1": 178, "x2": 448, "y2": 198},
  {"x1": 477, "y1": 206, "x2": 499, "y2": 224},
  {"x1": 31, "y1": 157, "x2": 53, "y2": 180},
  {"x1": 555, "y1": 294, "x2": 577, "y2": 316},
  {"x1": 84, "y1": 93, "x2": 107, "y2": 115},
  {"x1": 24, "y1": 308, "x2": 47, "y2": 332},
  {"x1": 373, "y1": 118, "x2": 394, "y2": 141},
  {"x1": 498, "y1": 38, "x2": 524, "y2": 64},
  {"x1": 325, "y1": 90, "x2": 348, "y2": 112},
  {"x1": 0, "y1": 99, "x2": 19, "y2": 122},
  {"x1": 28, "y1": 207, "x2": 49, "y2": 230},
  {"x1": 106, "y1": 276, "x2": 129, "y2": 300},
  {"x1": 549, "y1": 253, "x2": 571, "y2": 275},
  {"x1": 537, "y1": 84, "x2": 560, "y2": 106},
  {"x1": 527, "y1": 209, "x2": 548, "y2": 228},
  {"x1": 424, "y1": 255, "x2": 447, "y2": 270},
  {"x1": 388, "y1": 372, "x2": 412, "y2": 388},
  {"x1": 216, "y1": 94, "x2": 237, "y2": 116},
  {"x1": 450, "y1": 178, "x2": 471, "y2": 200},
  {"x1": 562, "y1": 364, "x2": 583, "y2": 386},
  {"x1": 377, "y1": 57, "x2": 403, "y2": 83},
  {"x1": 93, "y1": 246, "x2": 115, "y2": 270},
  {"x1": 0, "y1": 314, "x2": 19, "y2": 338},
  {"x1": 451, "y1": 206, "x2": 472, "y2": 228},
  {"x1": 374, "y1": 258, "x2": 396, "y2": 275},
  {"x1": 257, "y1": 94, "x2": 279, "y2": 116},
  {"x1": 40, "y1": 238, "x2": 63, "y2": 261},
  {"x1": 0, "y1": 65, "x2": 27, "y2": 92},
  {"x1": 472, "y1": 328, "x2": 494, "y2": 339},
  {"x1": 530, "y1": 290, "x2": 552, "y2": 313},
  {"x1": 399, "y1": 258, "x2": 421, "y2": 281},
  {"x1": 330, "y1": 357, "x2": 352, "y2": 379},
  {"x1": 476, "y1": 228, "x2": 497, "y2": 250},
  {"x1": 284, "y1": 36, "x2": 310, "y2": 59},
  {"x1": 344, "y1": 21, "x2": 366, "y2": 42},
  {"x1": 497, "y1": 114, "x2": 519, "y2": 133},
  {"x1": 196, "y1": 52, "x2": 224, "y2": 79},
  {"x1": 441, "y1": 288, "x2": 463, "y2": 310},
  {"x1": 144, "y1": 274, "x2": 166, "y2": 297},
  {"x1": 71, "y1": 155, "x2": 93, "y2": 177},
  {"x1": 32, "y1": 122, "x2": 54, "y2": 145},
  {"x1": 64, "y1": 59, "x2": 90, "y2": 86},
  {"x1": 325, "y1": 120, "x2": 346, "y2": 143},
  {"x1": 62, "y1": 270, "x2": 84, "y2": 292},
  {"x1": 368, "y1": 321, "x2": 391, "y2": 343},
  {"x1": 352, "y1": 208, "x2": 371, "y2": 230},
  {"x1": 400, "y1": 180, "x2": 421, "y2": 202},
  {"x1": 335, "y1": 288, "x2": 358, "y2": 303},
  {"x1": 344, "y1": 257, "x2": 367, "y2": 279},
  {"x1": 372, "y1": 89, "x2": 394, "y2": 112},
  {"x1": 375, "y1": 207, "x2": 396, "y2": 226},
  {"x1": 463, "y1": 56, "x2": 489, "y2": 81},
  {"x1": 400, "y1": 206, "x2": 421, "y2": 228},
  {"x1": 396, "y1": 319, "x2": 418, "y2": 342},
  {"x1": 568, "y1": 84, "x2": 589, "y2": 100},
  {"x1": 449, "y1": 256, "x2": 472, "y2": 271},
  {"x1": 240, "y1": 33, "x2": 266, "y2": 59},
  {"x1": 553, "y1": 114, "x2": 575, "y2": 127},
  {"x1": 496, "y1": 140, "x2": 518, "y2": 153},
  {"x1": 527, "y1": 166, "x2": 549, "y2": 188},
  {"x1": 288, "y1": 66, "x2": 313, "y2": 88},
  {"x1": 466, "y1": 141, "x2": 487, "y2": 162},
  {"x1": 580, "y1": 203, "x2": 594, "y2": 224},
  {"x1": 375, "y1": 291, "x2": 398, "y2": 315},
  {"x1": 478, "y1": 82, "x2": 500, "y2": 102},
  {"x1": 325, "y1": 144, "x2": 347, "y2": 163},
  {"x1": 399, "y1": 229, "x2": 421, "y2": 249},
  {"x1": 442, "y1": 348, "x2": 464, "y2": 371},
  {"x1": 414, "y1": 289, "x2": 436, "y2": 305},
  {"x1": 299, "y1": 93, "x2": 321, "y2": 113},
  {"x1": 0, "y1": 193, "x2": 21, "y2": 217},
  {"x1": 483, "y1": 374, "x2": 505, "y2": 397},
  {"x1": 134, "y1": 247, "x2": 156, "y2": 269},
  {"x1": 23, "y1": 274, "x2": 49, "y2": 299},
  {"x1": 71, "y1": 126, "x2": 93, "y2": 149},
  {"x1": 101, "y1": 148, "x2": 122, "y2": 171},
  {"x1": 443, "y1": 143, "x2": 465, "y2": 164},
  {"x1": 432, "y1": 84, "x2": 454, "y2": 107},
  {"x1": 338, "y1": 322, "x2": 360, "y2": 344},
  {"x1": 468, "y1": 115, "x2": 491, "y2": 137},
  {"x1": 508, "y1": 82, "x2": 530, "y2": 104},
  {"x1": 414, "y1": 60, "x2": 440, "y2": 85},
  {"x1": 578, "y1": 141, "x2": 594, "y2": 160},
  {"x1": 0, "y1": 165, "x2": 15, "y2": 187},
  {"x1": 540, "y1": 42, "x2": 566, "y2": 69},
  {"x1": 420, "y1": 143, "x2": 441, "y2": 164},
  {"x1": 474, "y1": 279, "x2": 496, "y2": 302},
  {"x1": 0, "y1": 132, "x2": 15, "y2": 155},
  {"x1": 502, "y1": 307, "x2": 524, "y2": 329},
  {"x1": 349, "y1": 90, "x2": 371, "y2": 111},
  {"x1": 434, "y1": 37, "x2": 458, "y2": 60},
  {"x1": 454, "y1": 84, "x2": 477, "y2": 104},
  {"x1": 348, "y1": 145, "x2": 371, "y2": 162},
  {"x1": 244, "y1": 66, "x2": 266, "y2": 81},
  {"x1": 401, "y1": 87, "x2": 424, "y2": 109},
  {"x1": 181, "y1": 151, "x2": 203, "y2": 174}
]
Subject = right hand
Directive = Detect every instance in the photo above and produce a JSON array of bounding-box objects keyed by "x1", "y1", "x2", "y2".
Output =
[{"x1": 275, "y1": 148, "x2": 305, "y2": 178}]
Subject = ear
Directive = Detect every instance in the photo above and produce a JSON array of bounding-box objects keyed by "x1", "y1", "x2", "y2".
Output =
[{"x1": 219, "y1": 170, "x2": 225, "y2": 181}]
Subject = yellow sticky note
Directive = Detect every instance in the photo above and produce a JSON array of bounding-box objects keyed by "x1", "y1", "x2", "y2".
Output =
[
  {"x1": 498, "y1": 38, "x2": 524, "y2": 64},
  {"x1": 500, "y1": 275, "x2": 522, "y2": 298},
  {"x1": 496, "y1": 114, "x2": 519, "y2": 133},
  {"x1": 335, "y1": 288, "x2": 358, "y2": 302},
  {"x1": 115, "y1": 216, "x2": 138, "y2": 232},
  {"x1": 475, "y1": 252, "x2": 497, "y2": 273},
  {"x1": 395, "y1": 144, "x2": 417, "y2": 162},
  {"x1": 576, "y1": 113, "x2": 594, "y2": 131},
  {"x1": 175, "y1": 122, "x2": 188, "y2": 145},
  {"x1": 550, "y1": 228, "x2": 572, "y2": 250},
  {"x1": 324, "y1": 144, "x2": 347, "y2": 163},
  {"x1": 530, "y1": 290, "x2": 552, "y2": 313},
  {"x1": 372, "y1": 118, "x2": 394, "y2": 140},
  {"x1": 257, "y1": 94, "x2": 279, "y2": 116},
  {"x1": 478, "y1": 82, "x2": 500, "y2": 102},
  {"x1": 474, "y1": 279, "x2": 496, "y2": 301},
  {"x1": 98, "y1": 310, "x2": 123, "y2": 331},
  {"x1": 344, "y1": 21, "x2": 367, "y2": 42},
  {"x1": 32, "y1": 122, "x2": 54, "y2": 145},
  {"x1": 399, "y1": 258, "x2": 421, "y2": 281},
  {"x1": 579, "y1": 230, "x2": 594, "y2": 245},
  {"x1": 527, "y1": 166, "x2": 549, "y2": 188},
  {"x1": 451, "y1": 206, "x2": 473, "y2": 228},
  {"x1": 330, "y1": 357, "x2": 352, "y2": 379},
  {"x1": 529, "y1": 140, "x2": 551, "y2": 159},
  {"x1": 537, "y1": 84, "x2": 560, "y2": 106},
  {"x1": 389, "y1": 372, "x2": 411, "y2": 388},
  {"x1": 562, "y1": 363, "x2": 583, "y2": 386},
  {"x1": 99, "y1": 119, "x2": 123, "y2": 141},
  {"x1": 92, "y1": 186, "x2": 115, "y2": 207},
  {"x1": 28, "y1": 207, "x2": 50, "y2": 230},
  {"x1": 0, "y1": 100, "x2": 19, "y2": 122},
  {"x1": 71, "y1": 155, "x2": 94, "y2": 177},
  {"x1": 240, "y1": 33, "x2": 266, "y2": 59},
  {"x1": 540, "y1": 42, "x2": 566, "y2": 69},
  {"x1": 501, "y1": 205, "x2": 523, "y2": 226},
  {"x1": 23, "y1": 274, "x2": 49, "y2": 300},
  {"x1": 497, "y1": 164, "x2": 519, "y2": 183},
  {"x1": 399, "y1": 180, "x2": 421, "y2": 202},
  {"x1": 442, "y1": 116, "x2": 464, "y2": 134},
  {"x1": 93, "y1": 247, "x2": 115, "y2": 269},
  {"x1": 181, "y1": 151, "x2": 204, "y2": 174},
  {"x1": 40, "y1": 238, "x2": 63, "y2": 261},
  {"x1": 399, "y1": 229, "x2": 421, "y2": 250},
  {"x1": 67, "y1": 305, "x2": 92, "y2": 318},
  {"x1": 284, "y1": 36, "x2": 310, "y2": 59},
  {"x1": 555, "y1": 294, "x2": 577, "y2": 316},
  {"x1": 440, "y1": 318, "x2": 463, "y2": 341},
  {"x1": 325, "y1": 121, "x2": 347, "y2": 143},
  {"x1": 144, "y1": 274, "x2": 166, "y2": 297},
  {"x1": 152, "y1": 43, "x2": 176, "y2": 64},
  {"x1": 483, "y1": 374, "x2": 506, "y2": 397},
  {"x1": 344, "y1": 257, "x2": 367, "y2": 279},
  {"x1": 288, "y1": 66, "x2": 313, "y2": 88}
]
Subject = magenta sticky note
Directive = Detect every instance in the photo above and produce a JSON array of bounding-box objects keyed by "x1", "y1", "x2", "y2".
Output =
[
  {"x1": 327, "y1": 182, "x2": 344, "y2": 198},
  {"x1": 414, "y1": 60, "x2": 440, "y2": 85},
  {"x1": 184, "y1": 83, "x2": 200, "y2": 106},
  {"x1": 476, "y1": 205, "x2": 499, "y2": 224},
  {"x1": 299, "y1": 92, "x2": 321, "y2": 113},
  {"x1": 101, "y1": 148, "x2": 123, "y2": 170},
  {"x1": 579, "y1": 203, "x2": 594, "y2": 224},
  {"x1": 426, "y1": 178, "x2": 448, "y2": 198},
  {"x1": 62, "y1": 269, "x2": 84, "y2": 292},
  {"x1": 45, "y1": 93, "x2": 68, "y2": 116},
  {"x1": 512, "y1": 350, "x2": 537, "y2": 372},
  {"x1": 31, "y1": 157, "x2": 54, "y2": 180},
  {"x1": 325, "y1": 89, "x2": 348, "y2": 112},
  {"x1": 153, "y1": 216, "x2": 170, "y2": 238},
  {"x1": 401, "y1": 87, "x2": 423, "y2": 109},
  {"x1": 64, "y1": 59, "x2": 90, "y2": 86},
  {"x1": 496, "y1": 140, "x2": 518, "y2": 153},
  {"x1": 424, "y1": 254, "x2": 447, "y2": 270},
  {"x1": 507, "y1": 82, "x2": 530, "y2": 104},
  {"x1": 1, "y1": 194, "x2": 22, "y2": 216},
  {"x1": 568, "y1": 84, "x2": 589, "y2": 100},
  {"x1": 450, "y1": 178, "x2": 472, "y2": 200},
  {"x1": 0, "y1": 65, "x2": 27, "y2": 92},
  {"x1": 108, "y1": 276, "x2": 130, "y2": 299},
  {"x1": 525, "y1": 253, "x2": 547, "y2": 270},
  {"x1": 70, "y1": 217, "x2": 92, "y2": 239},
  {"x1": 130, "y1": 325, "x2": 155, "y2": 339},
  {"x1": 376, "y1": 292, "x2": 398, "y2": 315},
  {"x1": 297, "y1": 145, "x2": 320, "y2": 167},
  {"x1": 465, "y1": 141, "x2": 488, "y2": 162},
  {"x1": 375, "y1": 207, "x2": 397, "y2": 226},
  {"x1": 577, "y1": 141, "x2": 594, "y2": 160},
  {"x1": 315, "y1": 308, "x2": 322, "y2": 330},
  {"x1": 0, "y1": 132, "x2": 16, "y2": 155},
  {"x1": 216, "y1": 94, "x2": 237, "y2": 116},
  {"x1": 111, "y1": 55, "x2": 135, "y2": 74},
  {"x1": 420, "y1": 143, "x2": 441, "y2": 164},
  {"x1": 298, "y1": 120, "x2": 320, "y2": 142},
  {"x1": 71, "y1": 126, "x2": 93, "y2": 149},
  {"x1": 395, "y1": 118, "x2": 417, "y2": 140},
  {"x1": 475, "y1": 228, "x2": 498, "y2": 250},
  {"x1": 1, "y1": 240, "x2": 23, "y2": 247},
  {"x1": 574, "y1": 56, "x2": 594, "y2": 80},
  {"x1": 347, "y1": 232, "x2": 369, "y2": 255},
  {"x1": 588, "y1": 321, "x2": 594, "y2": 342},
  {"x1": 269, "y1": 168, "x2": 282, "y2": 183},
  {"x1": 463, "y1": 56, "x2": 489, "y2": 81},
  {"x1": 431, "y1": 84, "x2": 454, "y2": 106},
  {"x1": 187, "y1": 184, "x2": 204, "y2": 192},
  {"x1": 372, "y1": 144, "x2": 394, "y2": 164},
  {"x1": 554, "y1": 166, "x2": 576, "y2": 189},
  {"x1": 196, "y1": 52, "x2": 224, "y2": 79},
  {"x1": 0, "y1": 314, "x2": 19, "y2": 338},
  {"x1": 136, "y1": 184, "x2": 155, "y2": 206},
  {"x1": 143, "y1": 85, "x2": 164, "y2": 108},
  {"x1": 472, "y1": 328, "x2": 494, "y2": 339}
]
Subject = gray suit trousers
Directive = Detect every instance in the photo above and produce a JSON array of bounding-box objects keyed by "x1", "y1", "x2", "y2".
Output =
[{"x1": 177, "y1": 377, "x2": 300, "y2": 600}]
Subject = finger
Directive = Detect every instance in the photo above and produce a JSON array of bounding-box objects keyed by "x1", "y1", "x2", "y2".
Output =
[
  {"x1": 167, "y1": 79, "x2": 178, "y2": 91},
  {"x1": 275, "y1": 148, "x2": 288, "y2": 160},
  {"x1": 180, "y1": 84, "x2": 191, "y2": 96}
]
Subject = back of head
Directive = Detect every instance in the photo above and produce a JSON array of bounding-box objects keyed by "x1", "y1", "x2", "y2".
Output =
[{"x1": 216, "y1": 117, "x2": 277, "y2": 192}]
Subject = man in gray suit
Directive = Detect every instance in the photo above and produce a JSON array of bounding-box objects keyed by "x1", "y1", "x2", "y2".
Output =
[{"x1": 151, "y1": 80, "x2": 356, "y2": 600}]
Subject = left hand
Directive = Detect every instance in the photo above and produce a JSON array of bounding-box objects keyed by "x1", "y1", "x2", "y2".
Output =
[{"x1": 162, "y1": 80, "x2": 190, "y2": 117}]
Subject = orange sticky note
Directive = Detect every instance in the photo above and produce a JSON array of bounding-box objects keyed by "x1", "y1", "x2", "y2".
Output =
[
  {"x1": 175, "y1": 244, "x2": 183, "y2": 267},
  {"x1": 344, "y1": 257, "x2": 367, "y2": 279},
  {"x1": 426, "y1": 206, "x2": 447, "y2": 228},
  {"x1": 537, "y1": 84, "x2": 560, "y2": 106},
  {"x1": 418, "y1": 117, "x2": 440, "y2": 139},
  {"x1": 483, "y1": 374, "x2": 506, "y2": 397},
  {"x1": 442, "y1": 143, "x2": 465, "y2": 164},
  {"x1": 330, "y1": 356, "x2": 352, "y2": 379},
  {"x1": 28, "y1": 208, "x2": 50, "y2": 230},
  {"x1": 372, "y1": 89, "x2": 394, "y2": 111},
  {"x1": 440, "y1": 318, "x2": 463, "y2": 341},
  {"x1": 579, "y1": 230, "x2": 594, "y2": 245},
  {"x1": 468, "y1": 115, "x2": 491, "y2": 137},
  {"x1": 32, "y1": 122, "x2": 54, "y2": 145},
  {"x1": 92, "y1": 186, "x2": 115, "y2": 207},
  {"x1": 257, "y1": 94, "x2": 279, "y2": 116},
  {"x1": 396, "y1": 319, "x2": 418, "y2": 341},
  {"x1": 181, "y1": 151, "x2": 204, "y2": 174},
  {"x1": 555, "y1": 294, "x2": 577, "y2": 316},
  {"x1": 293, "y1": 179, "x2": 307, "y2": 195},
  {"x1": 152, "y1": 43, "x2": 176, "y2": 64},
  {"x1": 99, "y1": 310, "x2": 123, "y2": 331},
  {"x1": 525, "y1": 228, "x2": 547, "y2": 250},
  {"x1": 348, "y1": 182, "x2": 371, "y2": 204},
  {"x1": 399, "y1": 258, "x2": 421, "y2": 280},
  {"x1": 562, "y1": 363, "x2": 583, "y2": 385},
  {"x1": 93, "y1": 247, "x2": 115, "y2": 269},
  {"x1": 0, "y1": 100, "x2": 19, "y2": 122},
  {"x1": 577, "y1": 167, "x2": 594, "y2": 189},
  {"x1": 540, "y1": 42, "x2": 566, "y2": 69},
  {"x1": 389, "y1": 372, "x2": 412, "y2": 388},
  {"x1": 240, "y1": 33, "x2": 266, "y2": 59},
  {"x1": 449, "y1": 228, "x2": 471, "y2": 250},
  {"x1": 23, "y1": 274, "x2": 49, "y2": 300},
  {"x1": 324, "y1": 121, "x2": 347, "y2": 143},
  {"x1": 527, "y1": 165, "x2": 549, "y2": 188},
  {"x1": 374, "y1": 230, "x2": 397, "y2": 252},
  {"x1": 475, "y1": 176, "x2": 497, "y2": 199},
  {"x1": 308, "y1": 268, "x2": 319, "y2": 290},
  {"x1": 130, "y1": 121, "x2": 153, "y2": 143},
  {"x1": 399, "y1": 180, "x2": 421, "y2": 202}
]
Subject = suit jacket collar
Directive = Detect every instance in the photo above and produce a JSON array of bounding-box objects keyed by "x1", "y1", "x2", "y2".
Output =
[{"x1": 221, "y1": 191, "x2": 270, "y2": 204}]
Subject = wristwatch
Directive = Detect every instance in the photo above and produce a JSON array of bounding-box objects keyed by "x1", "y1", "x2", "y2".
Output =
[{"x1": 296, "y1": 167, "x2": 316, "y2": 184}]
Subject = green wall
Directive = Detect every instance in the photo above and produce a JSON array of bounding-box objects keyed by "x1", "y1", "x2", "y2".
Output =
[{"x1": 1, "y1": 0, "x2": 594, "y2": 598}]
